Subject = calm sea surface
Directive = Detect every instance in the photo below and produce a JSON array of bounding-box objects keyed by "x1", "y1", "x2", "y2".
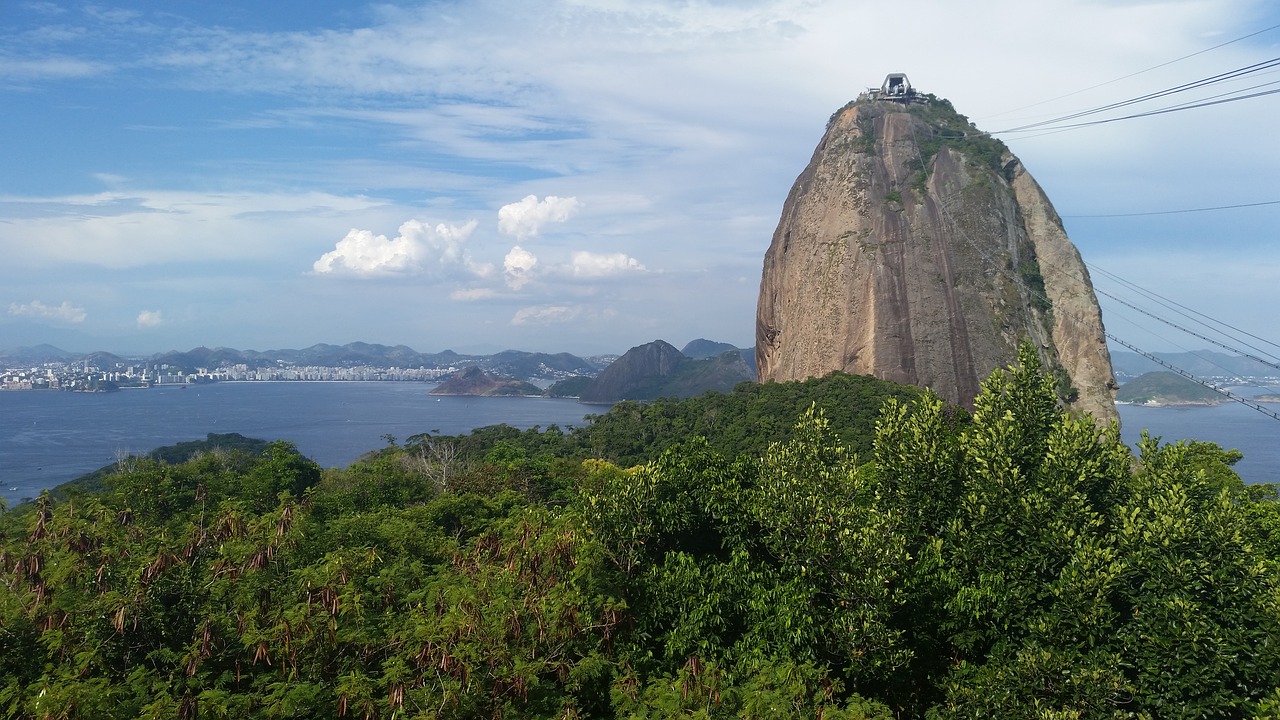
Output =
[
  {"x1": 1117, "y1": 389, "x2": 1280, "y2": 486},
  {"x1": 0, "y1": 382, "x2": 595, "y2": 504},
  {"x1": 2, "y1": 382, "x2": 1278, "y2": 505}
]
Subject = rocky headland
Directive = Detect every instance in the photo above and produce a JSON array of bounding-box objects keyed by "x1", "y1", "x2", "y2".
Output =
[{"x1": 755, "y1": 82, "x2": 1117, "y2": 421}]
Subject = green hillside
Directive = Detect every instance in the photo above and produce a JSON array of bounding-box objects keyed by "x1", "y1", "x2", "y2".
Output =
[
  {"x1": 1117, "y1": 371, "x2": 1223, "y2": 405},
  {"x1": 2, "y1": 347, "x2": 1277, "y2": 719}
]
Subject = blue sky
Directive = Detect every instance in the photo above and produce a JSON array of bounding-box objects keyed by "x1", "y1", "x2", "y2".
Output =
[{"x1": 2, "y1": 0, "x2": 1279, "y2": 357}]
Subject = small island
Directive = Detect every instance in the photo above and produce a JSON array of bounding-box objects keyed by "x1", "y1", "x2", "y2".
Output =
[
  {"x1": 1115, "y1": 371, "x2": 1223, "y2": 407},
  {"x1": 428, "y1": 366, "x2": 542, "y2": 397}
]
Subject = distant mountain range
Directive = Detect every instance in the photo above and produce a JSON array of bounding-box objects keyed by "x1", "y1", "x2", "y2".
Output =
[
  {"x1": 1110, "y1": 351, "x2": 1280, "y2": 382},
  {"x1": 14, "y1": 343, "x2": 1278, "y2": 392},
  {"x1": 0, "y1": 342, "x2": 610, "y2": 380},
  {"x1": 0, "y1": 344, "x2": 80, "y2": 364},
  {"x1": 1, "y1": 339, "x2": 756, "y2": 389},
  {"x1": 410, "y1": 339, "x2": 756, "y2": 403}
]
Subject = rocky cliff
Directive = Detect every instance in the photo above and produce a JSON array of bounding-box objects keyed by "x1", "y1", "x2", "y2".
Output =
[{"x1": 755, "y1": 92, "x2": 1117, "y2": 421}]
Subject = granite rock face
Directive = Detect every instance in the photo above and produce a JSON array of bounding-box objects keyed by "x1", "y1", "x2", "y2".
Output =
[{"x1": 755, "y1": 95, "x2": 1117, "y2": 421}]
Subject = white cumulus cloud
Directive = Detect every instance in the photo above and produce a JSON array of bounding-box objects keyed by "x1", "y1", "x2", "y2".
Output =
[
  {"x1": 569, "y1": 251, "x2": 646, "y2": 278},
  {"x1": 8, "y1": 300, "x2": 86, "y2": 324},
  {"x1": 313, "y1": 219, "x2": 480, "y2": 276},
  {"x1": 503, "y1": 245, "x2": 539, "y2": 290},
  {"x1": 136, "y1": 310, "x2": 163, "y2": 328},
  {"x1": 498, "y1": 195, "x2": 581, "y2": 240},
  {"x1": 511, "y1": 305, "x2": 582, "y2": 326}
]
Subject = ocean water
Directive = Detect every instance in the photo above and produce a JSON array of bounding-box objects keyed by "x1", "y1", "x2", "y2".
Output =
[
  {"x1": 1117, "y1": 393, "x2": 1280, "y2": 486},
  {"x1": 2, "y1": 382, "x2": 1277, "y2": 506},
  {"x1": 0, "y1": 382, "x2": 595, "y2": 504}
]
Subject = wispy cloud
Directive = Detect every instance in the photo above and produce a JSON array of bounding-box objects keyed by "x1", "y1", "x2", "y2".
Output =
[
  {"x1": 0, "y1": 190, "x2": 393, "y2": 269},
  {"x1": 568, "y1": 250, "x2": 645, "y2": 278},
  {"x1": 8, "y1": 300, "x2": 86, "y2": 323},
  {"x1": 450, "y1": 287, "x2": 498, "y2": 301},
  {"x1": 511, "y1": 304, "x2": 582, "y2": 326},
  {"x1": 509, "y1": 303, "x2": 622, "y2": 327},
  {"x1": 0, "y1": 55, "x2": 104, "y2": 83}
]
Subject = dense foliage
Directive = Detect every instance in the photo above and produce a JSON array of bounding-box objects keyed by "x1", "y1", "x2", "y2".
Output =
[
  {"x1": 2, "y1": 348, "x2": 1278, "y2": 719},
  {"x1": 535, "y1": 369, "x2": 926, "y2": 468},
  {"x1": 47, "y1": 433, "x2": 275, "y2": 501}
]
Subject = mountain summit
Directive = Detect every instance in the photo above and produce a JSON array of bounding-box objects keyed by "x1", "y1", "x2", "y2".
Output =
[{"x1": 755, "y1": 77, "x2": 1117, "y2": 420}]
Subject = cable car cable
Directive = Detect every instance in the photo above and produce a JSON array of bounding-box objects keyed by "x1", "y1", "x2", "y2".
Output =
[
  {"x1": 1065, "y1": 199, "x2": 1280, "y2": 218},
  {"x1": 983, "y1": 22, "x2": 1280, "y2": 120},
  {"x1": 1087, "y1": 264, "x2": 1280, "y2": 359},
  {"x1": 993, "y1": 56, "x2": 1280, "y2": 133}
]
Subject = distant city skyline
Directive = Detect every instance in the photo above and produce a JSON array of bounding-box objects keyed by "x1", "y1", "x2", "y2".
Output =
[{"x1": 3, "y1": 1, "x2": 1279, "y2": 357}]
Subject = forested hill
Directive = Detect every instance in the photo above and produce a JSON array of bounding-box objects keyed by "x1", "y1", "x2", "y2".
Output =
[
  {"x1": 1116, "y1": 371, "x2": 1224, "y2": 406},
  {"x1": 2, "y1": 347, "x2": 1279, "y2": 718}
]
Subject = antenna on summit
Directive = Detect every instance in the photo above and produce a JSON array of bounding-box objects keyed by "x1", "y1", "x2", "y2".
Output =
[{"x1": 860, "y1": 73, "x2": 922, "y2": 104}]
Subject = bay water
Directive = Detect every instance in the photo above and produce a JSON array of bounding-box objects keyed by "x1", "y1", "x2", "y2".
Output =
[
  {"x1": 1117, "y1": 395, "x2": 1280, "y2": 486},
  {"x1": 0, "y1": 382, "x2": 594, "y2": 505},
  {"x1": 2, "y1": 381, "x2": 1278, "y2": 506}
]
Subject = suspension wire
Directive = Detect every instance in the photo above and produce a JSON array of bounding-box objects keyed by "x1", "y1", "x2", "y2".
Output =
[
  {"x1": 1065, "y1": 198, "x2": 1280, "y2": 217},
  {"x1": 1034, "y1": 244, "x2": 1279, "y2": 385},
  {"x1": 1101, "y1": 306, "x2": 1270, "y2": 389},
  {"x1": 993, "y1": 56, "x2": 1280, "y2": 133},
  {"x1": 1106, "y1": 333, "x2": 1280, "y2": 421},
  {"x1": 982, "y1": 22, "x2": 1280, "y2": 120},
  {"x1": 1139, "y1": 75, "x2": 1280, "y2": 112},
  {"x1": 1093, "y1": 286, "x2": 1280, "y2": 370},
  {"x1": 1092, "y1": 269, "x2": 1277, "y2": 359},
  {"x1": 1009, "y1": 85, "x2": 1280, "y2": 132},
  {"x1": 1087, "y1": 264, "x2": 1280, "y2": 361},
  {"x1": 917, "y1": 80, "x2": 1280, "y2": 142}
]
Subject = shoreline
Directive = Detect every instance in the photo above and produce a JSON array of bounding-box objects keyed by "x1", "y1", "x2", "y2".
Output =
[{"x1": 1115, "y1": 400, "x2": 1223, "y2": 408}]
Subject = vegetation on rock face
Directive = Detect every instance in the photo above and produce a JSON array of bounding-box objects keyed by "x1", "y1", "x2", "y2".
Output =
[
  {"x1": 908, "y1": 94, "x2": 1010, "y2": 178},
  {"x1": 542, "y1": 375, "x2": 594, "y2": 398},
  {"x1": 679, "y1": 339, "x2": 740, "y2": 359},
  {"x1": 1, "y1": 347, "x2": 1276, "y2": 718}
]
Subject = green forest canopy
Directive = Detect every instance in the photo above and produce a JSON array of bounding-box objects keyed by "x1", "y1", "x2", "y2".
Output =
[{"x1": 1, "y1": 347, "x2": 1278, "y2": 719}]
